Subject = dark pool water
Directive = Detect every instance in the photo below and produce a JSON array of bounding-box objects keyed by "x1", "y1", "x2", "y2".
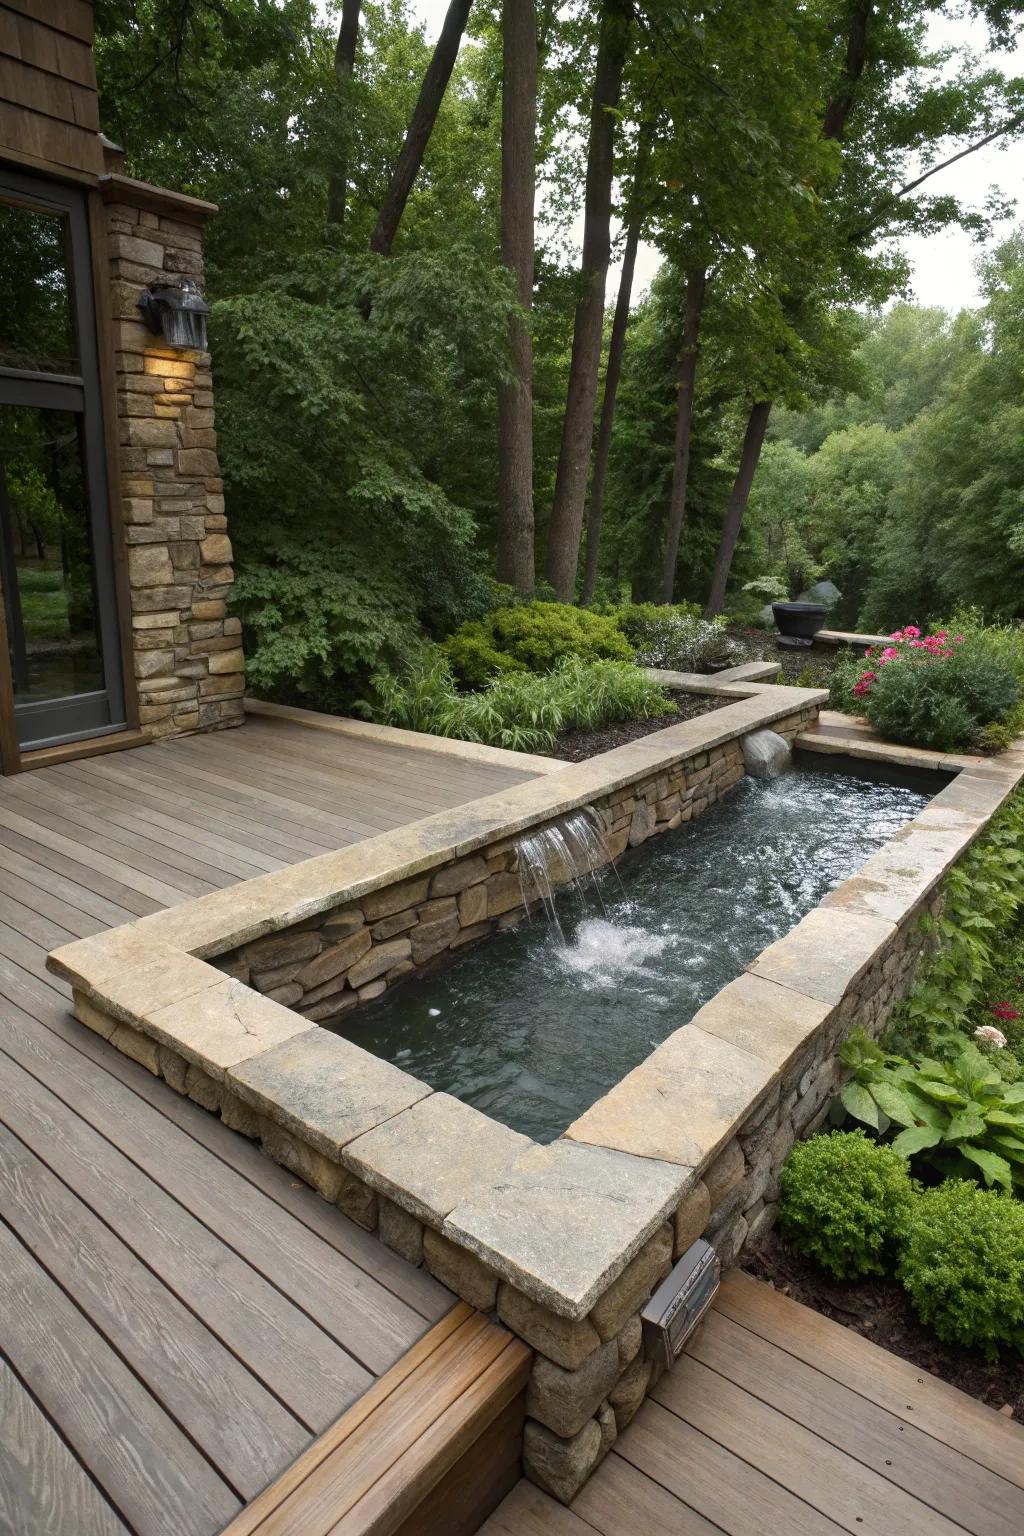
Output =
[{"x1": 334, "y1": 761, "x2": 933, "y2": 1142}]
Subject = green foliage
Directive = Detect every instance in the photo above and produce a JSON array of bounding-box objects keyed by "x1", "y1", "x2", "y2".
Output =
[
  {"x1": 839, "y1": 1031, "x2": 1024, "y2": 1195},
  {"x1": 608, "y1": 601, "x2": 703, "y2": 640},
  {"x1": 856, "y1": 638, "x2": 1021, "y2": 752},
  {"x1": 365, "y1": 651, "x2": 673, "y2": 751},
  {"x1": 885, "y1": 790, "x2": 1024, "y2": 1054},
  {"x1": 828, "y1": 651, "x2": 871, "y2": 715},
  {"x1": 779, "y1": 1131, "x2": 917, "y2": 1280},
  {"x1": 899, "y1": 1181, "x2": 1024, "y2": 1358},
  {"x1": 442, "y1": 603, "x2": 633, "y2": 687}
]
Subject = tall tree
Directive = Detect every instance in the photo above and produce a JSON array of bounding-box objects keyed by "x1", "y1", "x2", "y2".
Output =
[
  {"x1": 544, "y1": 0, "x2": 631, "y2": 600},
  {"x1": 496, "y1": 0, "x2": 537, "y2": 591},
  {"x1": 370, "y1": 0, "x2": 474, "y2": 256},
  {"x1": 660, "y1": 265, "x2": 706, "y2": 601},
  {"x1": 326, "y1": 0, "x2": 362, "y2": 228},
  {"x1": 581, "y1": 123, "x2": 652, "y2": 604},
  {"x1": 704, "y1": 398, "x2": 772, "y2": 614}
]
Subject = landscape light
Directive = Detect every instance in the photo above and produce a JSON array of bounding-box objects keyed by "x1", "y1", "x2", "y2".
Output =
[{"x1": 138, "y1": 279, "x2": 210, "y2": 351}]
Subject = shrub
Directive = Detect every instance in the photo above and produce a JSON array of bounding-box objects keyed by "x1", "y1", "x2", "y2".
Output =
[
  {"x1": 835, "y1": 624, "x2": 1021, "y2": 750},
  {"x1": 827, "y1": 650, "x2": 870, "y2": 714},
  {"x1": 608, "y1": 600, "x2": 702, "y2": 641},
  {"x1": 779, "y1": 1130, "x2": 917, "y2": 1279},
  {"x1": 615, "y1": 607, "x2": 741, "y2": 673},
  {"x1": 899, "y1": 1181, "x2": 1024, "y2": 1358},
  {"x1": 443, "y1": 603, "x2": 632, "y2": 685},
  {"x1": 364, "y1": 651, "x2": 673, "y2": 752}
]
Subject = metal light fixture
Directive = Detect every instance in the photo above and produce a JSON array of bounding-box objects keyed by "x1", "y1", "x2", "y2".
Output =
[
  {"x1": 640, "y1": 1239, "x2": 720, "y2": 1370},
  {"x1": 138, "y1": 278, "x2": 210, "y2": 351}
]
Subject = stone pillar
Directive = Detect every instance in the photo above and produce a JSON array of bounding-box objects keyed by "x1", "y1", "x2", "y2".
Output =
[{"x1": 102, "y1": 180, "x2": 244, "y2": 740}]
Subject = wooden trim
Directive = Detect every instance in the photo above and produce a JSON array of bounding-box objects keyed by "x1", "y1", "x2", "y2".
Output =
[
  {"x1": 0, "y1": 588, "x2": 21, "y2": 774},
  {"x1": 15, "y1": 727, "x2": 147, "y2": 775},
  {"x1": 87, "y1": 186, "x2": 140, "y2": 737},
  {"x1": 221, "y1": 1305, "x2": 532, "y2": 1536},
  {"x1": 0, "y1": 141, "x2": 98, "y2": 185}
]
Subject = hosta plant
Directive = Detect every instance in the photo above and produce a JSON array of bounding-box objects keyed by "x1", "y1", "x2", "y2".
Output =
[{"x1": 839, "y1": 1030, "x2": 1024, "y2": 1193}]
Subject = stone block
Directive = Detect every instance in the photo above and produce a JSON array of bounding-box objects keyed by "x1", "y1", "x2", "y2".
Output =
[
  {"x1": 146, "y1": 978, "x2": 312, "y2": 1080},
  {"x1": 588, "y1": 1223, "x2": 672, "y2": 1341},
  {"x1": 704, "y1": 1138, "x2": 745, "y2": 1207},
  {"x1": 430, "y1": 856, "x2": 489, "y2": 897},
  {"x1": 486, "y1": 871, "x2": 523, "y2": 917},
  {"x1": 457, "y1": 883, "x2": 488, "y2": 927},
  {"x1": 747, "y1": 907, "x2": 895, "y2": 1007},
  {"x1": 523, "y1": 1418, "x2": 602, "y2": 1506},
  {"x1": 295, "y1": 927, "x2": 370, "y2": 990},
  {"x1": 423, "y1": 1228, "x2": 497, "y2": 1310},
  {"x1": 566, "y1": 1025, "x2": 772, "y2": 1171},
  {"x1": 227, "y1": 1029, "x2": 430, "y2": 1159},
  {"x1": 673, "y1": 1179, "x2": 711, "y2": 1257},
  {"x1": 344, "y1": 1091, "x2": 531, "y2": 1226},
  {"x1": 362, "y1": 876, "x2": 430, "y2": 922},
  {"x1": 693, "y1": 972, "x2": 832, "y2": 1071},
  {"x1": 207, "y1": 647, "x2": 245, "y2": 675},
  {"x1": 608, "y1": 1356, "x2": 652, "y2": 1433},
  {"x1": 347, "y1": 938, "x2": 412, "y2": 989},
  {"x1": 259, "y1": 1122, "x2": 346, "y2": 1203},
  {"x1": 444, "y1": 1140, "x2": 687, "y2": 1318},
  {"x1": 526, "y1": 1338, "x2": 619, "y2": 1438},
  {"x1": 321, "y1": 905, "x2": 365, "y2": 940},
  {"x1": 371, "y1": 911, "x2": 417, "y2": 942},
  {"x1": 379, "y1": 1196, "x2": 424, "y2": 1265},
  {"x1": 128, "y1": 543, "x2": 173, "y2": 587},
  {"x1": 410, "y1": 914, "x2": 460, "y2": 965},
  {"x1": 497, "y1": 1285, "x2": 603, "y2": 1371},
  {"x1": 241, "y1": 930, "x2": 321, "y2": 969}
]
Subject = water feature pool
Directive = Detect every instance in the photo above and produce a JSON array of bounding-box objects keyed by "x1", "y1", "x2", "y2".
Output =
[{"x1": 334, "y1": 758, "x2": 936, "y2": 1142}]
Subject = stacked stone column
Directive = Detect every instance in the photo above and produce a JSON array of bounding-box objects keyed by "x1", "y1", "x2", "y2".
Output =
[{"x1": 104, "y1": 190, "x2": 243, "y2": 738}]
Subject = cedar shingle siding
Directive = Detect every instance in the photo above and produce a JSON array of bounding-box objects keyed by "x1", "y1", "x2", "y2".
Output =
[{"x1": 0, "y1": 0, "x2": 103, "y2": 179}]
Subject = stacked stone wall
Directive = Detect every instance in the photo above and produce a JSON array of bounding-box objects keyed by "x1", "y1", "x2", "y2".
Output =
[{"x1": 105, "y1": 195, "x2": 243, "y2": 738}]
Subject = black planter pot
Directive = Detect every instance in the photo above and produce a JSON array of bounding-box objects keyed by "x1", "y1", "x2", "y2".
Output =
[{"x1": 772, "y1": 601, "x2": 827, "y2": 640}]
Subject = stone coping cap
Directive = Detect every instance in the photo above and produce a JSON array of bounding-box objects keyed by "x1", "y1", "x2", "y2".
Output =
[
  {"x1": 99, "y1": 172, "x2": 218, "y2": 220},
  {"x1": 442, "y1": 1141, "x2": 689, "y2": 1317}
]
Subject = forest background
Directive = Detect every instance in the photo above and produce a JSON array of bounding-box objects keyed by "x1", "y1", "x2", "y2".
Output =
[{"x1": 93, "y1": 0, "x2": 1024, "y2": 706}]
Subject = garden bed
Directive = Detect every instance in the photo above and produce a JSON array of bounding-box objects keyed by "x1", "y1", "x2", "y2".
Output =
[
  {"x1": 545, "y1": 690, "x2": 723, "y2": 761},
  {"x1": 746, "y1": 1229, "x2": 1024, "y2": 1422}
]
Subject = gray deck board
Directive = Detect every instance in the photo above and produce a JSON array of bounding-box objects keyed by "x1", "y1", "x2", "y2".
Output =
[{"x1": 0, "y1": 716, "x2": 533, "y2": 1536}]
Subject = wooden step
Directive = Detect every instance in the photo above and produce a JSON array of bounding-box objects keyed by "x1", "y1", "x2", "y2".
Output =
[{"x1": 222, "y1": 1302, "x2": 532, "y2": 1536}]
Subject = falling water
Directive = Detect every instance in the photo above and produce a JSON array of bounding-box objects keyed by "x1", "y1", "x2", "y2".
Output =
[{"x1": 514, "y1": 808, "x2": 614, "y2": 936}]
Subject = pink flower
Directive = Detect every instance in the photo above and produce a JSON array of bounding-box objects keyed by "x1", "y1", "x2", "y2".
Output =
[
  {"x1": 904, "y1": 625, "x2": 921, "y2": 638},
  {"x1": 991, "y1": 1003, "x2": 1020, "y2": 1022},
  {"x1": 975, "y1": 1024, "x2": 1009, "y2": 1048},
  {"x1": 879, "y1": 646, "x2": 899, "y2": 662}
]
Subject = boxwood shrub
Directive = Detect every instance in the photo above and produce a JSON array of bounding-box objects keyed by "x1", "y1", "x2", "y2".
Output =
[{"x1": 779, "y1": 1130, "x2": 917, "y2": 1279}]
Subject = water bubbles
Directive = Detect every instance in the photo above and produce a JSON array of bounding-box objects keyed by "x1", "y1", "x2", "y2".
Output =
[
  {"x1": 556, "y1": 916, "x2": 670, "y2": 985},
  {"x1": 428, "y1": 1007, "x2": 441, "y2": 1017}
]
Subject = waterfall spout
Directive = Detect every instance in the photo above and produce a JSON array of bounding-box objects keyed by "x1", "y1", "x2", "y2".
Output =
[{"x1": 742, "y1": 728, "x2": 793, "y2": 779}]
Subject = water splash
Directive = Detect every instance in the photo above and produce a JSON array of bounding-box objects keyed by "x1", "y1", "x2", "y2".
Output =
[{"x1": 556, "y1": 916, "x2": 670, "y2": 984}]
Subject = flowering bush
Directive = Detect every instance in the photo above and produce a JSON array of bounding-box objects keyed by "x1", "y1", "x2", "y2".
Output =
[{"x1": 841, "y1": 625, "x2": 1020, "y2": 751}]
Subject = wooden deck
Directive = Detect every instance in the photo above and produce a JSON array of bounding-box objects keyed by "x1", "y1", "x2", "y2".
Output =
[
  {"x1": 0, "y1": 717, "x2": 537, "y2": 1536},
  {"x1": 485, "y1": 1269, "x2": 1024, "y2": 1536}
]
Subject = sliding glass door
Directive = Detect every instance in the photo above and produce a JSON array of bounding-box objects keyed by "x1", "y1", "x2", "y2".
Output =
[{"x1": 0, "y1": 169, "x2": 125, "y2": 752}]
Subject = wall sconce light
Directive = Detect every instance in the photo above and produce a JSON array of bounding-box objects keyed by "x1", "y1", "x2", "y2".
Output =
[{"x1": 138, "y1": 279, "x2": 210, "y2": 351}]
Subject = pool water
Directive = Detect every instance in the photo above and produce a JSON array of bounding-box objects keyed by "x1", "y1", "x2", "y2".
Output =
[{"x1": 335, "y1": 761, "x2": 933, "y2": 1142}]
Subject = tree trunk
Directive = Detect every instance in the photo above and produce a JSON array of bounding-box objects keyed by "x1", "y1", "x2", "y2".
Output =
[
  {"x1": 326, "y1": 0, "x2": 362, "y2": 228},
  {"x1": 496, "y1": 0, "x2": 537, "y2": 592},
  {"x1": 704, "y1": 399, "x2": 772, "y2": 617},
  {"x1": 581, "y1": 123, "x2": 652, "y2": 605},
  {"x1": 370, "y1": 0, "x2": 474, "y2": 256},
  {"x1": 544, "y1": 0, "x2": 631, "y2": 600},
  {"x1": 659, "y1": 265, "x2": 707, "y2": 603}
]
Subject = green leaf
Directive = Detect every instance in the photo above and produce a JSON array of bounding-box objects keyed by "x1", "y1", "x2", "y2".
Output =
[
  {"x1": 960, "y1": 1144, "x2": 1014, "y2": 1192},
  {"x1": 891, "y1": 1125, "x2": 942, "y2": 1157},
  {"x1": 841, "y1": 1080, "x2": 880, "y2": 1129},
  {"x1": 913, "y1": 1080, "x2": 967, "y2": 1105},
  {"x1": 869, "y1": 1081, "x2": 922, "y2": 1129},
  {"x1": 1001, "y1": 1083, "x2": 1024, "y2": 1104},
  {"x1": 942, "y1": 1111, "x2": 987, "y2": 1142},
  {"x1": 985, "y1": 1109, "x2": 1024, "y2": 1129}
]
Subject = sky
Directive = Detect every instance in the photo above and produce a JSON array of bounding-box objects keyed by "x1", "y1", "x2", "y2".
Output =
[{"x1": 319, "y1": 1, "x2": 1024, "y2": 311}]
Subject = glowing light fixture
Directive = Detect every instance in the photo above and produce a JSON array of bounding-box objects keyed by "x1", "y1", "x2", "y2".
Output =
[{"x1": 138, "y1": 279, "x2": 210, "y2": 351}]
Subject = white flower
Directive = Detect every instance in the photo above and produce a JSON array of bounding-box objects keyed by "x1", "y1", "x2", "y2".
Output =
[{"x1": 974, "y1": 1024, "x2": 1008, "y2": 1049}]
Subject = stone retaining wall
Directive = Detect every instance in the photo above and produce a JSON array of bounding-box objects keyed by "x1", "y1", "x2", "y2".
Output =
[{"x1": 214, "y1": 706, "x2": 814, "y2": 1025}]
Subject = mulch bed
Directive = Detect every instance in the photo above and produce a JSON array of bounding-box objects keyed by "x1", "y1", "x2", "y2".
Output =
[
  {"x1": 547, "y1": 691, "x2": 724, "y2": 762},
  {"x1": 746, "y1": 1230, "x2": 1024, "y2": 1423},
  {"x1": 726, "y1": 626, "x2": 857, "y2": 685}
]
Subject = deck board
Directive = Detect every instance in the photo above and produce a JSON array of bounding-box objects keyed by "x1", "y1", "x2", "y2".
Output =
[
  {"x1": 485, "y1": 1270, "x2": 1024, "y2": 1536},
  {"x1": 0, "y1": 717, "x2": 535, "y2": 1536}
]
